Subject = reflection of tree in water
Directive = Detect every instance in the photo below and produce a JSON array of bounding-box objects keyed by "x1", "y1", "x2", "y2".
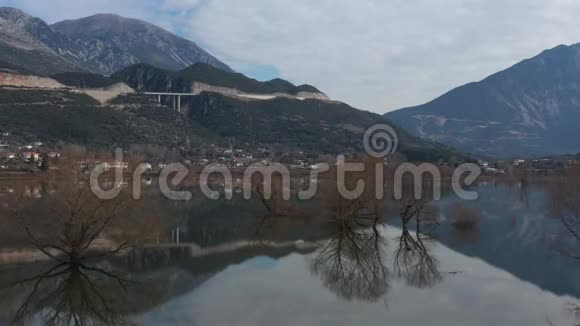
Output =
[
  {"x1": 309, "y1": 158, "x2": 391, "y2": 303},
  {"x1": 393, "y1": 194, "x2": 441, "y2": 289},
  {"x1": 310, "y1": 215, "x2": 389, "y2": 303},
  {"x1": 448, "y1": 202, "x2": 481, "y2": 246},
  {"x1": 546, "y1": 174, "x2": 580, "y2": 260},
  {"x1": 10, "y1": 262, "x2": 138, "y2": 326},
  {"x1": 4, "y1": 162, "x2": 167, "y2": 325},
  {"x1": 308, "y1": 162, "x2": 447, "y2": 302},
  {"x1": 9, "y1": 160, "x2": 165, "y2": 262},
  {"x1": 394, "y1": 221, "x2": 441, "y2": 289}
]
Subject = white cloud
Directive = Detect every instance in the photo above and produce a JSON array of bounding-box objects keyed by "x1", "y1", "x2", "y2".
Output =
[
  {"x1": 178, "y1": 0, "x2": 580, "y2": 113},
  {"x1": 161, "y1": 0, "x2": 203, "y2": 11},
  {"x1": 0, "y1": 0, "x2": 152, "y2": 23},
  {"x1": 4, "y1": 0, "x2": 580, "y2": 113}
]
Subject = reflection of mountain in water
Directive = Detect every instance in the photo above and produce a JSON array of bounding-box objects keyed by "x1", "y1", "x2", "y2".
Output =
[
  {"x1": 0, "y1": 260, "x2": 166, "y2": 325},
  {"x1": 0, "y1": 241, "x2": 318, "y2": 325},
  {"x1": 178, "y1": 194, "x2": 329, "y2": 247},
  {"x1": 1, "y1": 178, "x2": 578, "y2": 324},
  {"x1": 390, "y1": 185, "x2": 580, "y2": 299}
]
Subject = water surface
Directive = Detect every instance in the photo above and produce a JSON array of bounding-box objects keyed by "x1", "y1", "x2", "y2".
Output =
[{"x1": 0, "y1": 180, "x2": 578, "y2": 325}]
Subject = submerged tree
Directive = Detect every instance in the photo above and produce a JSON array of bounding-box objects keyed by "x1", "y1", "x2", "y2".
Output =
[
  {"x1": 10, "y1": 154, "x2": 165, "y2": 263},
  {"x1": 547, "y1": 173, "x2": 580, "y2": 260},
  {"x1": 393, "y1": 191, "x2": 441, "y2": 289},
  {"x1": 310, "y1": 163, "x2": 390, "y2": 304},
  {"x1": 3, "y1": 155, "x2": 168, "y2": 325}
]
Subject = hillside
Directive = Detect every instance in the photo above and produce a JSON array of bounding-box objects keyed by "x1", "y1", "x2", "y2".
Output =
[
  {"x1": 112, "y1": 63, "x2": 327, "y2": 98},
  {"x1": 0, "y1": 7, "x2": 231, "y2": 76},
  {"x1": 0, "y1": 70, "x2": 461, "y2": 162},
  {"x1": 0, "y1": 59, "x2": 31, "y2": 74},
  {"x1": 0, "y1": 6, "x2": 463, "y2": 162},
  {"x1": 0, "y1": 7, "x2": 89, "y2": 75},
  {"x1": 50, "y1": 72, "x2": 119, "y2": 89},
  {"x1": 386, "y1": 43, "x2": 580, "y2": 157},
  {"x1": 0, "y1": 37, "x2": 86, "y2": 75},
  {"x1": 184, "y1": 92, "x2": 462, "y2": 161},
  {"x1": 111, "y1": 63, "x2": 462, "y2": 161},
  {"x1": 0, "y1": 89, "x2": 202, "y2": 149}
]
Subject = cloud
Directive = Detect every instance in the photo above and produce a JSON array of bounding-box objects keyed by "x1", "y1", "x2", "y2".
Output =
[
  {"x1": 181, "y1": 0, "x2": 580, "y2": 113},
  {"x1": 3, "y1": 0, "x2": 580, "y2": 113},
  {"x1": 0, "y1": 0, "x2": 151, "y2": 23}
]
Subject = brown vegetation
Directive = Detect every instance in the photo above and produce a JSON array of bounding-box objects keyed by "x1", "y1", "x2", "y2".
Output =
[
  {"x1": 449, "y1": 203, "x2": 481, "y2": 231},
  {"x1": 546, "y1": 174, "x2": 580, "y2": 260},
  {"x1": 9, "y1": 154, "x2": 166, "y2": 263}
]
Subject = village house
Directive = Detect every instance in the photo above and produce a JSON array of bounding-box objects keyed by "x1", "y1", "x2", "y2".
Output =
[
  {"x1": 47, "y1": 152, "x2": 61, "y2": 159},
  {"x1": 101, "y1": 161, "x2": 129, "y2": 169},
  {"x1": 1, "y1": 152, "x2": 16, "y2": 159},
  {"x1": 21, "y1": 152, "x2": 40, "y2": 162}
]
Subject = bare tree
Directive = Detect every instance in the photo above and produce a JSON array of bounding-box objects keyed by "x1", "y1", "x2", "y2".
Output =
[{"x1": 11, "y1": 155, "x2": 164, "y2": 263}]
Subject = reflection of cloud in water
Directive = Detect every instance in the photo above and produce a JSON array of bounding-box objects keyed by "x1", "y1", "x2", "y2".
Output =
[
  {"x1": 247, "y1": 257, "x2": 278, "y2": 270},
  {"x1": 134, "y1": 226, "x2": 580, "y2": 326}
]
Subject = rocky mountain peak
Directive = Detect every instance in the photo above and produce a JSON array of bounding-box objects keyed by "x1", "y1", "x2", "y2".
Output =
[
  {"x1": 0, "y1": 7, "x2": 232, "y2": 75},
  {"x1": 0, "y1": 6, "x2": 59, "y2": 52},
  {"x1": 52, "y1": 13, "x2": 158, "y2": 36},
  {"x1": 50, "y1": 12, "x2": 233, "y2": 74},
  {"x1": 0, "y1": 7, "x2": 33, "y2": 24}
]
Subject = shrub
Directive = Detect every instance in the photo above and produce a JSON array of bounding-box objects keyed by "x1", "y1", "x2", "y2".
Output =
[{"x1": 449, "y1": 203, "x2": 480, "y2": 230}]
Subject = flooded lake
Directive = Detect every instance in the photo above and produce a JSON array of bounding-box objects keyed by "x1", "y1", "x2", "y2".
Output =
[{"x1": 0, "y1": 177, "x2": 578, "y2": 325}]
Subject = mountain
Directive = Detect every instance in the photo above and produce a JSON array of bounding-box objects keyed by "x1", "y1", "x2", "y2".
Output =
[
  {"x1": 0, "y1": 7, "x2": 462, "y2": 161},
  {"x1": 50, "y1": 72, "x2": 119, "y2": 89},
  {"x1": 110, "y1": 63, "x2": 462, "y2": 161},
  {"x1": 0, "y1": 7, "x2": 86, "y2": 75},
  {"x1": 0, "y1": 7, "x2": 231, "y2": 76},
  {"x1": 0, "y1": 63, "x2": 461, "y2": 161},
  {"x1": 0, "y1": 89, "x2": 204, "y2": 149},
  {"x1": 184, "y1": 92, "x2": 460, "y2": 161},
  {"x1": 386, "y1": 43, "x2": 580, "y2": 157},
  {"x1": 112, "y1": 63, "x2": 328, "y2": 99},
  {"x1": 51, "y1": 13, "x2": 232, "y2": 75},
  {"x1": 111, "y1": 65, "x2": 455, "y2": 159}
]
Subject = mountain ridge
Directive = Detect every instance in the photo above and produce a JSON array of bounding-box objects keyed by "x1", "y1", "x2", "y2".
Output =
[
  {"x1": 386, "y1": 42, "x2": 580, "y2": 157},
  {"x1": 112, "y1": 63, "x2": 326, "y2": 97},
  {"x1": 0, "y1": 65, "x2": 462, "y2": 162},
  {"x1": 0, "y1": 6, "x2": 465, "y2": 162},
  {"x1": 0, "y1": 7, "x2": 232, "y2": 76}
]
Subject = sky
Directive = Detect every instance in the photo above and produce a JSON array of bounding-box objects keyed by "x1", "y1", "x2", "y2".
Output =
[{"x1": 2, "y1": 0, "x2": 580, "y2": 114}]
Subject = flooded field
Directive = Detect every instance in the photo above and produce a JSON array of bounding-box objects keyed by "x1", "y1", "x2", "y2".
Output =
[{"x1": 0, "y1": 175, "x2": 578, "y2": 325}]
